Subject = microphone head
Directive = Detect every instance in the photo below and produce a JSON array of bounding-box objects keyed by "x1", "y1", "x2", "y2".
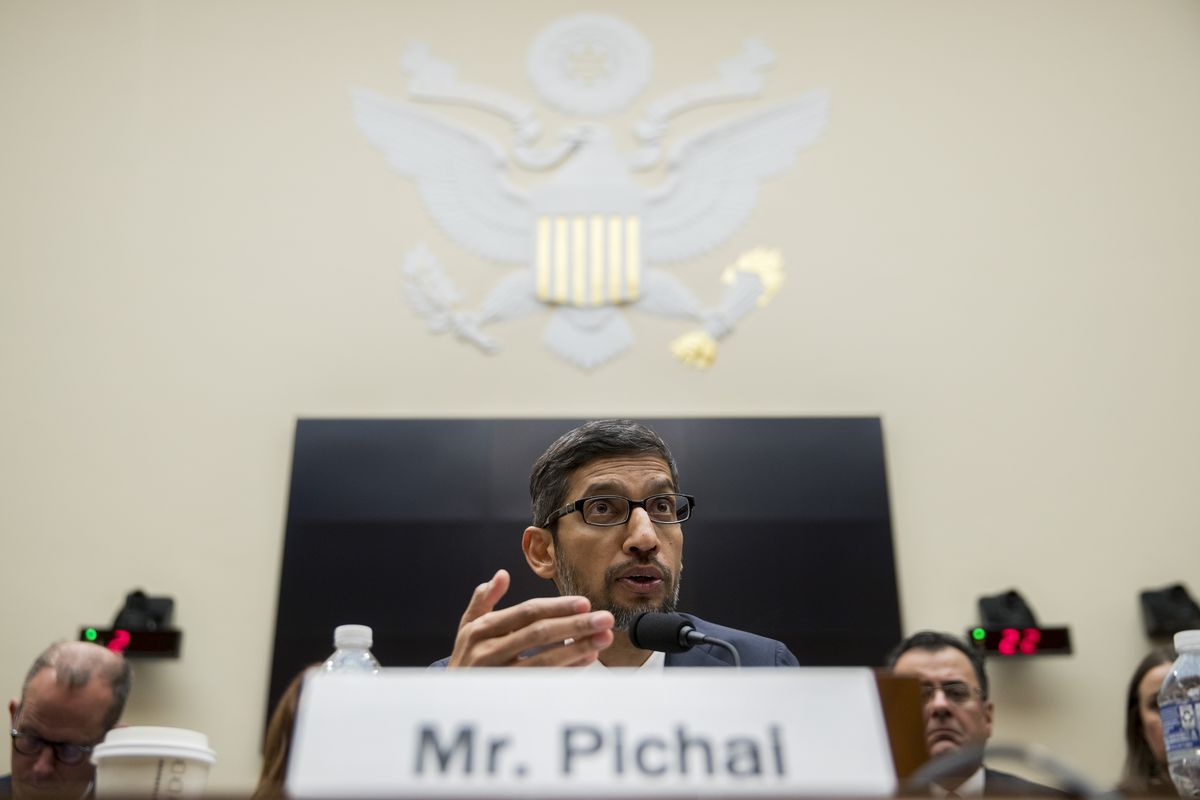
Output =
[{"x1": 629, "y1": 611, "x2": 693, "y2": 653}]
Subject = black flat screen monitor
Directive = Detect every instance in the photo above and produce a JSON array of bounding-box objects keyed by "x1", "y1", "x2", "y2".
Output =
[{"x1": 268, "y1": 418, "x2": 900, "y2": 721}]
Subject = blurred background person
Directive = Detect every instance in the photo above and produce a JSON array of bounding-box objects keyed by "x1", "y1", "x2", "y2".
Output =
[
  {"x1": 888, "y1": 630, "x2": 1065, "y2": 796},
  {"x1": 251, "y1": 666, "x2": 314, "y2": 800},
  {"x1": 4, "y1": 641, "x2": 131, "y2": 800},
  {"x1": 1118, "y1": 646, "x2": 1178, "y2": 796}
]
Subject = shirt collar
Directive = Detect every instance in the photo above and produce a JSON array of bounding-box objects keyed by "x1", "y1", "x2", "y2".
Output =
[
  {"x1": 930, "y1": 765, "x2": 985, "y2": 798},
  {"x1": 583, "y1": 649, "x2": 666, "y2": 671}
]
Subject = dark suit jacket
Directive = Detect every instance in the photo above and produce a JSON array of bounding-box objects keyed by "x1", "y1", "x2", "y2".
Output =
[
  {"x1": 431, "y1": 613, "x2": 798, "y2": 667},
  {"x1": 984, "y1": 767, "x2": 1070, "y2": 797},
  {"x1": 905, "y1": 766, "x2": 1070, "y2": 797},
  {"x1": 0, "y1": 774, "x2": 13, "y2": 800},
  {"x1": 663, "y1": 613, "x2": 798, "y2": 667}
]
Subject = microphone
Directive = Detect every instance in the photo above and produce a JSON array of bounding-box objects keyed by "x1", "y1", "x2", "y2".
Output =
[{"x1": 629, "y1": 612, "x2": 742, "y2": 667}]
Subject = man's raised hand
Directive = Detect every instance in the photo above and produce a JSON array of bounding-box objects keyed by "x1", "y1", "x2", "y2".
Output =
[{"x1": 447, "y1": 569, "x2": 615, "y2": 667}]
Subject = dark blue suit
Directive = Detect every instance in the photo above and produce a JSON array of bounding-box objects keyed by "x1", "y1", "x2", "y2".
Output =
[
  {"x1": 661, "y1": 613, "x2": 798, "y2": 667},
  {"x1": 432, "y1": 613, "x2": 798, "y2": 667}
]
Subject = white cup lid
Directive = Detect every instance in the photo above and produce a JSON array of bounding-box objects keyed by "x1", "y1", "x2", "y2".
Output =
[{"x1": 92, "y1": 726, "x2": 216, "y2": 765}]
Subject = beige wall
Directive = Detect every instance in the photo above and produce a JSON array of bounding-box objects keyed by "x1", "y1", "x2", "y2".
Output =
[{"x1": 2, "y1": 0, "x2": 1199, "y2": 792}]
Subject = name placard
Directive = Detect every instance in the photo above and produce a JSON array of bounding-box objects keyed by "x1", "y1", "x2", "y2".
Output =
[{"x1": 286, "y1": 668, "x2": 896, "y2": 797}]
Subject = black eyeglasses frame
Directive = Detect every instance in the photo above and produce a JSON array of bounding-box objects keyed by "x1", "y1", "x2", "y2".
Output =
[
  {"x1": 10, "y1": 729, "x2": 96, "y2": 766},
  {"x1": 542, "y1": 493, "x2": 695, "y2": 528}
]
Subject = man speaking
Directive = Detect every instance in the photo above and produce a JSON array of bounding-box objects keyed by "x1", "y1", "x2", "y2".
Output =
[{"x1": 439, "y1": 419, "x2": 797, "y2": 669}]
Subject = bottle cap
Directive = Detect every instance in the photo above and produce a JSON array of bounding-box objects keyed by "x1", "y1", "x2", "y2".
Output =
[
  {"x1": 1174, "y1": 630, "x2": 1200, "y2": 652},
  {"x1": 334, "y1": 624, "x2": 373, "y2": 649}
]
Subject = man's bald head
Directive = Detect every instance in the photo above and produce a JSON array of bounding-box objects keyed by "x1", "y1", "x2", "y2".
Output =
[
  {"x1": 9, "y1": 642, "x2": 132, "y2": 800},
  {"x1": 20, "y1": 642, "x2": 131, "y2": 730}
]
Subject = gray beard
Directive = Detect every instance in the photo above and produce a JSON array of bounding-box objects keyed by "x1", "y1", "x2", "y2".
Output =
[{"x1": 554, "y1": 550, "x2": 681, "y2": 631}]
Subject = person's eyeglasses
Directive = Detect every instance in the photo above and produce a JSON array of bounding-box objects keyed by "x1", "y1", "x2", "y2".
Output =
[
  {"x1": 10, "y1": 730, "x2": 96, "y2": 766},
  {"x1": 918, "y1": 681, "x2": 984, "y2": 705},
  {"x1": 544, "y1": 493, "x2": 695, "y2": 527}
]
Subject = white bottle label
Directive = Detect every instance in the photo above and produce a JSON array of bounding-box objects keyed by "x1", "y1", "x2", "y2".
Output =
[{"x1": 1162, "y1": 699, "x2": 1200, "y2": 753}]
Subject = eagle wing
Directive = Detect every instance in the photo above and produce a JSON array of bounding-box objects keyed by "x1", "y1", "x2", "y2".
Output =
[
  {"x1": 643, "y1": 89, "x2": 829, "y2": 264},
  {"x1": 352, "y1": 88, "x2": 533, "y2": 264}
]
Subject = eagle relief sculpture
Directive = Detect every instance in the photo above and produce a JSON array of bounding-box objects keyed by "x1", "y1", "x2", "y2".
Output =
[{"x1": 352, "y1": 13, "x2": 829, "y2": 369}]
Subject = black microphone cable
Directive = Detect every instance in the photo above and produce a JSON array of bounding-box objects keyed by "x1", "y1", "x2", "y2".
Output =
[
  {"x1": 629, "y1": 612, "x2": 742, "y2": 668},
  {"x1": 696, "y1": 633, "x2": 740, "y2": 668}
]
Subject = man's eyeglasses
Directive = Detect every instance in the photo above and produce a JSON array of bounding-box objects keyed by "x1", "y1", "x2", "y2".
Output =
[
  {"x1": 544, "y1": 493, "x2": 695, "y2": 527},
  {"x1": 10, "y1": 729, "x2": 96, "y2": 766},
  {"x1": 918, "y1": 681, "x2": 985, "y2": 705}
]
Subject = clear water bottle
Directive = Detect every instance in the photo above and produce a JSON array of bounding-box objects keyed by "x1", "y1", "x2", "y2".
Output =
[
  {"x1": 1161, "y1": 629, "x2": 1200, "y2": 797},
  {"x1": 321, "y1": 624, "x2": 381, "y2": 674}
]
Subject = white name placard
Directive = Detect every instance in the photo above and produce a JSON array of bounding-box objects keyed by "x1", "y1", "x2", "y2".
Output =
[{"x1": 286, "y1": 668, "x2": 896, "y2": 798}]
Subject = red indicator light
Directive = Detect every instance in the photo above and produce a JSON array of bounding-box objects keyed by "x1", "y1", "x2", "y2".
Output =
[
  {"x1": 999, "y1": 628, "x2": 1019, "y2": 656},
  {"x1": 108, "y1": 629, "x2": 131, "y2": 653},
  {"x1": 1019, "y1": 627, "x2": 1041, "y2": 655}
]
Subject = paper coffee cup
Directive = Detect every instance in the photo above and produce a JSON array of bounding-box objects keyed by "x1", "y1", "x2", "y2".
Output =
[{"x1": 92, "y1": 726, "x2": 217, "y2": 799}]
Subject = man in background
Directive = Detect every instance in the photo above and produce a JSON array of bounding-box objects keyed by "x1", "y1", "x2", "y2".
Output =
[
  {"x1": 441, "y1": 418, "x2": 798, "y2": 668},
  {"x1": 888, "y1": 630, "x2": 1064, "y2": 797},
  {"x1": 3, "y1": 642, "x2": 132, "y2": 800}
]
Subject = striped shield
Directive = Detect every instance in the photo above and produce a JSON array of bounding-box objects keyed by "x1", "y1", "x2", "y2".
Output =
[{"x1": 535, "y1": 214, "x2": 642, "y2": 306}]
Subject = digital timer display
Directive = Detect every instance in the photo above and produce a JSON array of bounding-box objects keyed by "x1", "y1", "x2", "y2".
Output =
[
  {"x1": 79, "y1": 628, "x2": 182, "y2": 658},
  {"x1": 967, "y1": 626, "x2": 1072, "y2": 657}
]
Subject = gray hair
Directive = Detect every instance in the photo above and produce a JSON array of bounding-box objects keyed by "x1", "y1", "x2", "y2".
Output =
[
  {"x1": 530, "y1": 419, "x2": 680, "y2": 529},
  {"x1": 21, "y1": 641, "x2": 133, "y2": 731}
]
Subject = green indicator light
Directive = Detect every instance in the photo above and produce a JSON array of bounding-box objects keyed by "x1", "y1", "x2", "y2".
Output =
[
  {"x1": 85, "y1": 628, "x2": 98, "y2": 641},
  {"x1": 972, "y1": 628, "x2": 986, "y2": 641}
]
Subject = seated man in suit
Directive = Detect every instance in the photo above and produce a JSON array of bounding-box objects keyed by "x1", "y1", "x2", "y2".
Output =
[
  {"x1": 439, "y1": 418, "x2": 798, "y2": 669},
  {"x1": 888, "y1": 631, "x2": 1065, "y2": 797},
  {"x1": 3, "y1": 641, "x2": 132, "y2": 800}
]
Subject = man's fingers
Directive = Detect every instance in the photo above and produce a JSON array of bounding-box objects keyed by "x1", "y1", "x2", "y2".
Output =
[
  {"x1": 519, "y1": 629, "x2": 615, "y2": 667},
  {"x1": 474, "y1": 609, "x2": 614, "y2": 665},
  {"x1": 453, "y1": 606, "x2": 614, "y2": 667},
  {"x1": 470, "y1": 595, "x2": 594, "y2": 639},
  {"x1": 458, "y1": 569, "x2": 510, "y2": 627},
  {"x1": 450, "y1": 573, "x2": 620, "y2": 668}
]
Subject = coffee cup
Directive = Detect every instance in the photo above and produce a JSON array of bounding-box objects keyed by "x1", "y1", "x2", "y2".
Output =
[{"x1": 92, "y1": 726, "x2": 216, "y2": 799}]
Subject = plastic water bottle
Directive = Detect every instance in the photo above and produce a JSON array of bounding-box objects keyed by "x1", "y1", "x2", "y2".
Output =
[
  {"x1": 321, "y1": 624, "x2": 381, "y2": 674},
  {"x1": 1161, "y1": 629, "x2": 1200, "y2": 797}
]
